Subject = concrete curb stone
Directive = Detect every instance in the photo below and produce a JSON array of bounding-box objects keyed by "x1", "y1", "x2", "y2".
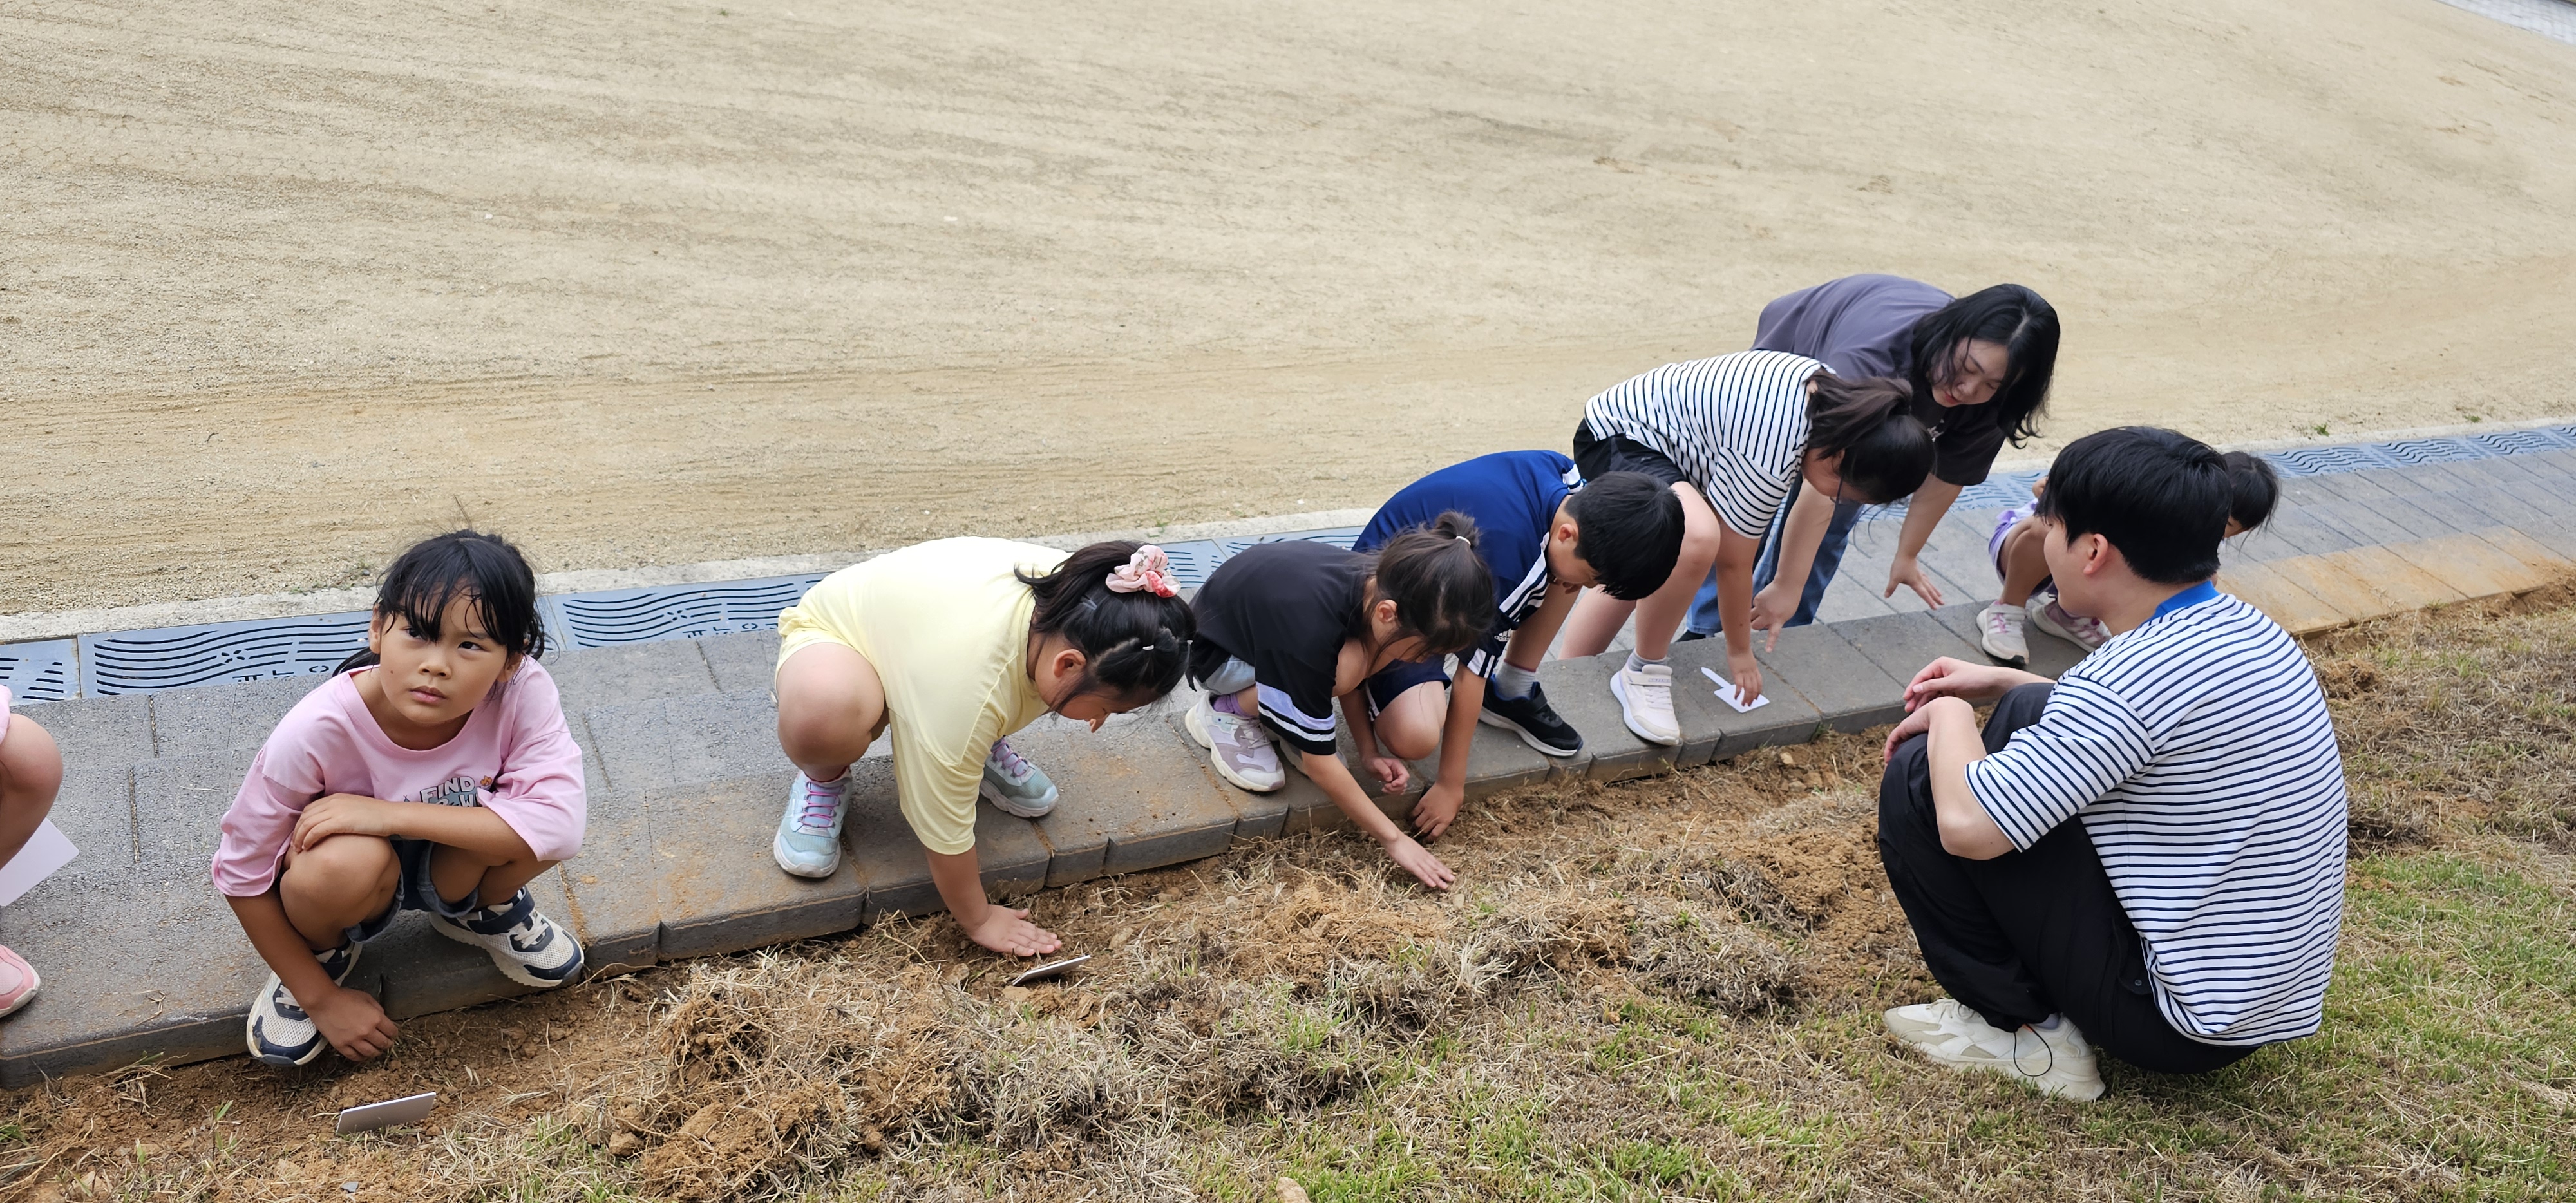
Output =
[
  {"x1": 545, "y1": 640, "x2": 719, "y2": 715},
  {"x1": 1662, "y1": 636, "x2": 1824, "y2": 768},
  {"x1": 149, "y1": 677, "x2": 327, "y2": 758},
  {"x1": 652, "y1": 768, "x2": 865, "y2": 956},
  {"x1": 1535, "y1": 654, "x2": 1672, "y2": 781},
  {"x1": 1750, "y1": 625, "x2": 1908, "y2": 733}
]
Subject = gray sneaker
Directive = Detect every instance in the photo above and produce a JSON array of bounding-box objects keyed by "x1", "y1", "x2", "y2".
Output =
[
  {"x1": 1978, "y1": 601, "x2": 2029, "y2": 665},
  {"x1": 980, "y1": 738, "x2": 1059, "y2": 818},
  {"x1": 1188, "y1": 693, "x2": 1286, "y2": 791},
  {"x1": 773, "y1": 771, "x2": 850, "y2": 878}
]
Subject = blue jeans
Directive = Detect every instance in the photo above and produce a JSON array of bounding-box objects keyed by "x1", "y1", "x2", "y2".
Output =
[{"x1": 1686, "y1": 478, "x2": 1863, "y2": 635}]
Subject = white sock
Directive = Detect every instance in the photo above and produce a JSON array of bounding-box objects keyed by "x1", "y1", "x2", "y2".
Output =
[{"x1": 1491, "y1": 661, "x2": 1537, "y2": 699}]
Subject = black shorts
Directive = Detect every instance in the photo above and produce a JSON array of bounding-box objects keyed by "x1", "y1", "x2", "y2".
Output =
[
  {"x1": 1572, "y1": 421, "x2": 1689, "y2": 491},
  {"x1": 1363, "y1": 656, "x2": 1452, "y2": 717}
]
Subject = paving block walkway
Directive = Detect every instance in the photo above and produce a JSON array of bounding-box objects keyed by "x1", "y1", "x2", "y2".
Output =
[{"x1": 3, "y1": 447, "x2": 2571, "y2": 1083}]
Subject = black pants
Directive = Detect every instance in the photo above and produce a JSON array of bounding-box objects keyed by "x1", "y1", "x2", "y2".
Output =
[{"x1": 1877, "y1": 683, "x2": 2253, "y2": 1075}]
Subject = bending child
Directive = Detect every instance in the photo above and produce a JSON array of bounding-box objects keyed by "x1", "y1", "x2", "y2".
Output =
[
  {"x1": 772, "y1": 540, "x2": 1193, "y2": 958},
  {"x1": 1346, "y1": 453, "x2": 1683, "y2": 839},
  {"x1": 1184, "y1": 521, "x2": 1494, "y2": 889},
  {"x1": 1976, "y1": 450, "x2": 2280, "y2": 663},
  {"x1": 0, "y1": 687, "x2": 64, "y2": 1019},
  {"x1": 216, "y1": 531, "x2": 587, "y2": 1067},
  {"x1": 1558, "y1": 352, "x2": 1934, "y2": 744}
]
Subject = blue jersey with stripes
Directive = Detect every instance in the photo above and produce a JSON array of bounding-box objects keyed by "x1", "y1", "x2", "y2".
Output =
[
  {"x1": 1964, "y1": 585, "x2": 2348, "y2": 1046},
  {"x1": 1354, "y1": 451, "x2": 1578, "y2": 678}
]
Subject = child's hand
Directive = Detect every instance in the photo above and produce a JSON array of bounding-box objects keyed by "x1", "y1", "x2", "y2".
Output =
[
  {"x1": 308, "y1": 986, "x2": 400, "y2": 1061},
  {"x1": 1380, "y1": 833, "x2": 1455, "y2": 891},
  {"x1": 1361, "y1": 751, "x2": 1410, "y2": 795},
  {"x1": 964, "y1": 905, "x2": 1062, "y2": 958},
  {"x1": 1903, "y1": 657, "x2": 2029, "y2": 710},
  {"x1": 1412, "y1": 779, "x2": 1464, "y2": 841},
  {"x1": 1749, "y1": 585, "x2": 1797, "y2": 650},
  {"x1": 292, "y1": 793, "x2": 399, "y2": 851},
  {"x1": 1882, "y1": 555, "x2": 1946, "y2": 609},
  {"x1": 1728, "y1": 649, "x2": 1765, "y2": 705}
]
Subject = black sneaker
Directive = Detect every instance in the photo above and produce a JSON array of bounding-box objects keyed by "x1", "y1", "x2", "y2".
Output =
[{"x1": 1479, "y1": 681, "x2": 1584, "y2": 757}]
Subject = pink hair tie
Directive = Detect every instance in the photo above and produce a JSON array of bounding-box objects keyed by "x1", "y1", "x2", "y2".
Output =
[{"x1": 1104, "y1": 545, "x2": 1179, "y2": 598}]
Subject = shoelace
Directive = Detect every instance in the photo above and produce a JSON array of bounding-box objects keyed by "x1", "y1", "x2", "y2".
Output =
[
  {"x1": 988, "y1": 739, "x2": 1031, "y2": 779},
  {"x1": 2011, "y1": 1025, "x2": 2058, "y2": 1078},
  {"x1": 799, "y1": 779, "x2": 845, "y2": 828}
]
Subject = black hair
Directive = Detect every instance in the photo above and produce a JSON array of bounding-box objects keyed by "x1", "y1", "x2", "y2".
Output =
[
  {"x1": 1806, "y1": 373, "x2": 1934, "y2": 504},
  {"x1": 1017, "y1": 541, "x2": 1197, "y2": 706},
  {"x1": 1909, "y1": 284, "x2": 2059, "y2": 446},
  {"x1": 1366, "y1": 511, "x2": 1495, "y2": 658},
  {"x1": 2033, "y1": 428, "x2": 2230, "y2": 584},
  {"x1": 2221, "y1": 451, "x2": 2281, "y2": 534},
  {"x1": 1563, "y1": 471, "x2": 1685, "y2": 601},
  {"x1": 333, "y1": 529, "x2": 547, "y2": 676}
]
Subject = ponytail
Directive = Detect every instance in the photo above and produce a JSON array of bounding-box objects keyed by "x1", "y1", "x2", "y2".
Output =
[
  {"x1": 2221, "y1": 451, "x2": 2281, "y2": 533},
  {"x1": 1365, "y1": 511, "x2": 1495, "y2": 658},
  {"x1": 1017, "y1": 541, "x2": 1196, "y2": 706},
  {"x1": 1806, "y1": 373, "x2": 1933, "y2": 506}
]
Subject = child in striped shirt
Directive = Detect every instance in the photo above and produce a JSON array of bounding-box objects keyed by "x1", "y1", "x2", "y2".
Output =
[{"x1": 1877, "y1": 428, "x2": 2344, "y2": 1102}]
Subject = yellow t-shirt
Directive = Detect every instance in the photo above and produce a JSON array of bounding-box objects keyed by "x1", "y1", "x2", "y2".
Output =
[{"x1": 775, "y1": 538, "x2": 1066, "y2": 855}]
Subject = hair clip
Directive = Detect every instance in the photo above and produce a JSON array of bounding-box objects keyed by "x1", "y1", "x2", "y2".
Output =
[{"x1": 1105, "y1": 545, "x2": 1180, "y2": 598}]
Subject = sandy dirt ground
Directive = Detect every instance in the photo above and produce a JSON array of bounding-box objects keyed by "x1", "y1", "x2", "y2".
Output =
[{"x1": 4, "y1": 0, "x2": 2573, "y2": 612}]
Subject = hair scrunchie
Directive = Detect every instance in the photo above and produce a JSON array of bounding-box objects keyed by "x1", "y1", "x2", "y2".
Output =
[{"x1": 1104, "y1": 545, "x2": 1179, "y2": 598}]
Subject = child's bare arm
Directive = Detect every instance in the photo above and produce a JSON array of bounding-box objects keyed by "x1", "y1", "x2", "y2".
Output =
[
  {"x1": 1414, "y1": 671, "x2": 1482, "y2": 840},
  {"x1": 1340, "y1": 692, "x2": 1407, "y2": 793},
  {"x1": 1300, "y1": 748, "x2": 1455, "y2": 890},
  {"x1": 290, "y1": 795, "x2": 534, "y2": 862},
  {"x1": 224, "y1": 891, "x2": 397, "y2": 1059},
  {"x1": 0, "y1": 713, "x2": 62, "y2": 871},
  {"x1": 925, "y1": 848, "x2": 1060, "y2": 957}
]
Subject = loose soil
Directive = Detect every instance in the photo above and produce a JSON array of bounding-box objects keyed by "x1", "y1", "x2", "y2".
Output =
[
  {"x1": 6, "y1": 0, "x2": 2576, "y2": 612},
  {"x1": 11, "y1": 589, "x2": 2576, "y2": 1200}
]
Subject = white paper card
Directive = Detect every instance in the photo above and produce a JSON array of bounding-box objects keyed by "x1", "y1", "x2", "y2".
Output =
[
  {"x1": 0, "y1": 820, "x2": 77, "y2": 907},
  {"x1": 1699, "y1": 665, "x2": 1773, "y2": 714}
]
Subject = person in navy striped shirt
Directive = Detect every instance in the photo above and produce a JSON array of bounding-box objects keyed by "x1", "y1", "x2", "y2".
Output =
[{"x1": 1875, "y1": 426, "x2": 2347, "y2": 1101}]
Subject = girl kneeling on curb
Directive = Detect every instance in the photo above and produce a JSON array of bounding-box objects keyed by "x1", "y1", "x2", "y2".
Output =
[
  {"x1": 1184, "y1": 518, "x2": 1493, "y2": 891},
  {"x1": 217, "y1": 531, "x2": 587, "y2": 1067},
  {"x1": 772, "y1": 539, "x2": 1193, "y2": 958}
]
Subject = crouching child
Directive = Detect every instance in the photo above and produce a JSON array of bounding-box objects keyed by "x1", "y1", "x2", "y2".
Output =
[{"x1": 216, "y1": 531, "x2": 587, "y2": 1066}]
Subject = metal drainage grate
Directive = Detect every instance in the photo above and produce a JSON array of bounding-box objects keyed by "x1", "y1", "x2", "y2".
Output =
[
  {"x1": 1155, "y1": 541, "x2": 1225, "y2": 591},
  {"x1": 1215, "y1": 526, "x2": 1366, "y2": 558},
  {"x1": 2434, "y1": 0, "x2": 2576, "y2": 46},
  {"x1": 0, "y1": 641, "x2": 79, "y2": 705},
  {"x1": 79, "y1": 612, "x2": 372, "y2": 696},
  {"x1": 545, "y1": 574, "x2": 829, "y2": 649}
]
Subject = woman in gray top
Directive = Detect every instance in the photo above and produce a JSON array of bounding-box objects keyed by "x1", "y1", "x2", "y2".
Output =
[{"x1": 1681, "y1": 276, "x2": 2059, "y2": 637}]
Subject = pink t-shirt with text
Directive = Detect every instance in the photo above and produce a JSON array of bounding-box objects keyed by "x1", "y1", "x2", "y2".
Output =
[{"x1": 211, "y1": 661, "x2": 586, "y2": 897}]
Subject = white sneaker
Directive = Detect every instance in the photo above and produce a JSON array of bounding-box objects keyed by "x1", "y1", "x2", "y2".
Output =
[
  {"x1": 1188, "y1": 693, "x2": 1287, "y2": 791},
  {"x1": 1607, "y1": 660, "x2": 1678, "y2": 745},
  {"x1": 2027, "y1": 591, "x2": 2110, "y2": 650},
  {"x1": 1883, "y1": 999, "x2": 2106, "y2": 1101},
  {"x1": 1977, "y1": 602, "x2": 2028, "y2": 665},
  {"x1": 431, "y1": 889, "x2": 587, "y2": 989}
]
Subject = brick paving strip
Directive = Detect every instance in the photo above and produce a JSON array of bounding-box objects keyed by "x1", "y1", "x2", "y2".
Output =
[{"x1": 2, "y1": 443, "x2": 2571, "y2": 1083}]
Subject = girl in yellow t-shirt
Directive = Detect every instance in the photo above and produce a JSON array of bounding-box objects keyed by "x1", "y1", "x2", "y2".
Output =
[{"x1": 770, "y1": 539, "x2": 1191, "y2": 957}]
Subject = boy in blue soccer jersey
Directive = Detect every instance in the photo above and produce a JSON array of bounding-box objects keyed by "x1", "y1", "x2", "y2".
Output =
[
  {"x1": 1345, "y1": 451, "x2": 1685, "y2": 838},
  {"x1": 1874, "y1": 428, "x2": 2348, "y2": 1102}
]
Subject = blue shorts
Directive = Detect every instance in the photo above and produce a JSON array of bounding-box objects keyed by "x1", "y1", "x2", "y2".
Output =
[
  {"x1": 1363, "y1": 657, "x2": 1452, "y2": 717},
  {"x1": 344, "y1": 837, "x2": 482, "y2": 945}
]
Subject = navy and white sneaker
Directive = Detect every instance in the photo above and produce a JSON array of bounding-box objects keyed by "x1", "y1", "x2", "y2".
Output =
[
  {"x1": 1478, "y1": 681, "x2": 1583, "y2": 757},
  {"x1": 245, "y1": 942, "x2": 363, "y2": 1067},
  {"x1": 432, "y1": 889, "x2": 585, "y2": 988}
]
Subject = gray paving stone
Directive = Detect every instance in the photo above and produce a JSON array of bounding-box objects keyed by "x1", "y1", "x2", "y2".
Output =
[
  {"x1": 132, "y1": 748, "x2": 259, "y2": 882},
  {"x1": 1810, "y1": 577, "x2": 1899, "y2": 624},
  {"x1": 583, "y1": 690, "x2": 783, "y2": 793},
  {"x1": 974, "y1": 805, "x2": 1056, "y2": 900},
  {"x1": 2228, "y1": 524, "x2": 2315, "y2": 564},
  {"x1": 149, "y1": 676, "x2": 328, "y2": 757},
  {"x1": 2304, "y1": 471, "x2": 2400, "y2": 506},
  {"x1": 554, "y1": 784, "x2": 661, "y2": 976},
  {"x1": 1751, "y1": 625, "x2": 1906, "y2": 733},
  {"x1": 2255, "y1": 511, "x2": 2363, "y2": 558},
  {"x1": 2446, "y1": 456, "x2": 2552, "y2": 489},
  {"x1": 0, "y1": 877, "x2": 289, "y2": 1085},
  {"x1": 1535, "y1": 654, "x2": 1672, "y2": 781},
  {"x1": 1002, "y1": 719, "x2": 1228, "y2": 888},
  {"x1": 2390, "y1": 461, "x2": 2484, "y2": 493},
  {"x1": 697, "y1": 629, "x2": 782, "y2": 695},
  {"x1": 2309, "y1": 497, "x2": 2454, "y2": 546},
  {"x1": 1831, "y1": 610, "x2": 1984, "y2": 692},
  {"x1": 1928, "y1": 603, "x2": 2087, "y2": 679},
  {"x1": 1454, "y1": 720, "x2": 1569, "y2": 797},
  {"x1": 2447, "y1": 486, "x2": 2560, "y2": 535},
  {"x1": 2400, "y1": 490, "x2": 2513, "y2": 538},
  {"x1": 41, "y1": 764, "x2": 135, "y2": 887},
  {"x1": 1663, "y1": 636, "x2": 1823, "y2": 768},
  {"x1": 2275, "y1": 477, "x2": 2340, "y2": 509},
  {"x1": 2342, "y1": 466, "x2": 2432, "y2": 497},
  {"x1": 650, "y1": 768, "x2": 865, "y2": 958},
  {"x1": 544, "y1": 641, "x2": 718, "y2": 715},
  {"x1": 19, "y1": 691, "x2": 153, "y2": 764}
]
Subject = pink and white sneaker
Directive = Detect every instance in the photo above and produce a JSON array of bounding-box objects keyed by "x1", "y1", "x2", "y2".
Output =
[
  {"x1": 0, "y1": 945, "x2": 40, "y2": 1018},
  {"x1": 2027, "y1": 591, "x2": 2110, "y2": 650}
]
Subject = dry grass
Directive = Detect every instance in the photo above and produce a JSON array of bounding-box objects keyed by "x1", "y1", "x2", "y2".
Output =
[{"x1": 9, "y1": 590, "x2": 2576, "y2": 1202}]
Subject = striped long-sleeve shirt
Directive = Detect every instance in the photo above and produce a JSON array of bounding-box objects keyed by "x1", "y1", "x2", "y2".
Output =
[
  {"x1": 1964, "y1": 583, "x2": 2349, "y2": 1046},
  {"x1": 1578, "y1": 350, "x2": 1819, "y2": 540}
]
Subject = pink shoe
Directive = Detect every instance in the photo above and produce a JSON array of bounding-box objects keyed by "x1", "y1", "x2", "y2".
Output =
[
  {"x1": 2028, "y1": 592, "x2": 2110, "y2": 650},
  {"x1": 0, "y1": 945, "x2": 39, "y2": 1018}
]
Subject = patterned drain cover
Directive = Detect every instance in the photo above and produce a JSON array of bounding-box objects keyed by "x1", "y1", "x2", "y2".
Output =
[
  {"x1": 545, "y1": 574, "x2": 828, "y2": 649},
  {"x1": 77, "y1": 612, "x2": 372, "y2": 696},
  {"x1": 0, "y1": 641, "x2": 78, "y2": 705}
]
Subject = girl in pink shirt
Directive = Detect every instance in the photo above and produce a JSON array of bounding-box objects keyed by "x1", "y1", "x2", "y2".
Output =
[
  {"x1": 214, "y1": 531, "x2": 585, "y2": 1067},
  {"x1": 0, "y1": 686, "x2": 64, "y2": 1018}
]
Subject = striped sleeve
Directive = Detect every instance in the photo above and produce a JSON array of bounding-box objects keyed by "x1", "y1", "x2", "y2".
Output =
[{"x1": 1962, "y1": 674, "x2": 2155, "y2": 851}]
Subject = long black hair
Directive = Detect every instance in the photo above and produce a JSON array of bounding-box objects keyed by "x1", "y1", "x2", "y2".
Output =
[
  {"x1": 334, "y1": 529, "x2": 547, "y2": 675},
  {"x1": 1017, "y1": 542, "x2": 1196, "y2": 706},
  {"x1": 2221, "y1": 451, "x2": 2282, "y2": 533},
  {"x1": 1908, "y1": 284, "x2": 2059, "y2": 446},
  {"x1": 1364, "y1": 511, "x2": 1495, "y2": 658},
  {"x1": 1806, "y1": 374, "x2": 1933, "y2": 504}
]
